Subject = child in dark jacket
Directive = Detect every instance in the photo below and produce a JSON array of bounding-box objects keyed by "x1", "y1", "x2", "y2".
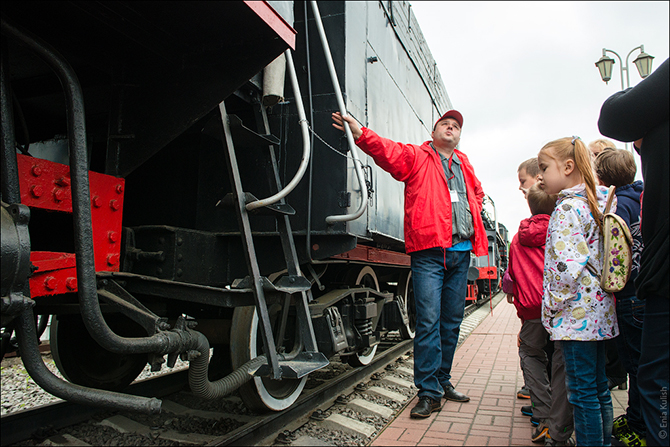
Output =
[
  {"x1": 507, "y1": 184, "x2": 573, "y2": 445},
  {"x1": 594, "y1": 148, "x2": 646, "y2": 446}
]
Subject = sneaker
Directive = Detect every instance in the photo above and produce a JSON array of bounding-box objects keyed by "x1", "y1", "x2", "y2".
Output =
[
  {"x1": 532, "y1": 421, "x2": 549, "y2": 443},
  {"x1": 615, "y1": 428, "x2": 647, "y2": 447},
  {"x1": 410, "y1": 396, "x2": 441, "y2": 418},
  {"x1": 544, "y1": 434, "x2": 575, "y2": 446},
  {"x1": 521, "y1": 405, "x2": 540, "y2": 425},
  {"x1": 518, "y1": 385, "x2": 531, "y2": 399},
  {"x1": 613, "y1": 414, "x2": 629, "y2": 437}
]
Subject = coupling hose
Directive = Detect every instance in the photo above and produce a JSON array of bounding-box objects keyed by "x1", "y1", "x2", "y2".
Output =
[{"x1": 188, "y1": 332, "x2": 266, "y2": 400}]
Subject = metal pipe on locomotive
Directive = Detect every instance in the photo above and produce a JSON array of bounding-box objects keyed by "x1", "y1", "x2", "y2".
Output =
[{"x1": 1, "y1": 1, "x2": 507, "y2": 413}]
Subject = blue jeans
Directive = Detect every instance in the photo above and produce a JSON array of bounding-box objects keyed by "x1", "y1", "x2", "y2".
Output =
[
  {"x1": 562, "y1": 340, "x2": 613, "y2": 446},
  {"x1": 410, "y1": 248, "x2": 470, "y2": 401},
  {"x1": 614, "y1": 294, "x2": 645, "y2": 436},
  {"x1": 638, "y1": 294, "x2": 669, "y2": 446}
]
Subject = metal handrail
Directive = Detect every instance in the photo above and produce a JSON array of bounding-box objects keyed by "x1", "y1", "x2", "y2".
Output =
[
  {"x1": 310, "y1": 0, "x2": 368, "y2": 224},
  {"x1": 246, "y1": 50, "x2": 310, "y2": 211}
]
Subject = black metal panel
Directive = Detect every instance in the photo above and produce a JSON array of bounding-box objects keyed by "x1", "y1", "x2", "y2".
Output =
[
  {"x1": 3, "y1": 1, "x2": 294, "y2": 177},
  {"x1": 262, "y1": 1, "x2": 453, "y2": 249}
]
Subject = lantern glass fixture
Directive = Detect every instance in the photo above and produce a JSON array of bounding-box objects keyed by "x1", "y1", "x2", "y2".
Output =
[
  {"x1": 633, "y1": 51, "x2": 654, "y2": 78},
  {"x1": 595, "y1": 54, "x2": 615, "y2": 84}
]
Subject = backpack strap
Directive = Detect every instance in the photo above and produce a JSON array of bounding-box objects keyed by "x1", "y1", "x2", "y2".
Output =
[{"x1": 603, "y1": 185, "x2": 616, "y2": 214}]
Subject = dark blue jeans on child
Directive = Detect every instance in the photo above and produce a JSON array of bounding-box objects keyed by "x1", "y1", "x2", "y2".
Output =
[{"x1": 562, "y1": 340, "x2": 613, "y2": 447}]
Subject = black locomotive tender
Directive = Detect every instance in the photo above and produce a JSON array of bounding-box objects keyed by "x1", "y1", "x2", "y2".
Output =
[{"x1": 1, "y1": 1, "x2": 507, "y2": 413}]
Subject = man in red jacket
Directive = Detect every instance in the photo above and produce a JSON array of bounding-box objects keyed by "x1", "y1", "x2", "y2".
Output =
[{"x1": 333, "y1": 110, "x2": 488, "y2": 418}]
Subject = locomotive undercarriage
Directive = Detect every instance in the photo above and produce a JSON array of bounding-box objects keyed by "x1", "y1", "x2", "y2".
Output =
[{"x1": 1, "y1": 2, "x2": 418, "y2": 413}]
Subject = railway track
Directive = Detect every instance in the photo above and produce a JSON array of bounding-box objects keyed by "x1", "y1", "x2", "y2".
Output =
[{"x1": 1, "y1": 294, "x2": 501, "y2": 446}]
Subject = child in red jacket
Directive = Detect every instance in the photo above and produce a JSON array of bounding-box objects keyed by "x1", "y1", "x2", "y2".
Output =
[{"x1": 507, "y1": 184, "x2": 574, "y2": 445}]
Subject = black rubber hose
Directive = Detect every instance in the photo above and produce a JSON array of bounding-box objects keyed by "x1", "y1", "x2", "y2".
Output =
[
  {"x1": 188, "y1": 331, "x2": 266, "y2": 400},
  {"x1": 15, "y1": 308, "x2": 161, "y2": 414},
  {"x1": 0, "y1": 38, "x2": 20, "y2": 204}
]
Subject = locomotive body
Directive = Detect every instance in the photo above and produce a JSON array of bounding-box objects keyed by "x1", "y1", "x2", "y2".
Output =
[{"x1": 1, "y1": 1, "x2": 505, "y2": 413}]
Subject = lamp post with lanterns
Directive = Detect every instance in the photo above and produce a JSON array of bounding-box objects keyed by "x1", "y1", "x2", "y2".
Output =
[{"x1": 595, "y1": 46, "x2": 654, "y2": 152}]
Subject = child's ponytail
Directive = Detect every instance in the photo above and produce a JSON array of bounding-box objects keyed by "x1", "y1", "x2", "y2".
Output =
[{"x1": 573, "y1": 137, "x2": 603, "y2": 232}]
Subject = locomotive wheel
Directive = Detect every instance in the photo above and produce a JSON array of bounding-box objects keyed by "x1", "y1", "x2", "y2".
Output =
[
  {"x1": 397, "y1": 271, "x2": 417, "y2": 339},
  {"x1": 230, "y1": 304, "x2": 306, "y2": 412},
  {"x1": 50, "y1": 313, "x2": 148, "y2": 391},
  {"x1": 346, "y1": 266, "x2": 380, "y2": 367}
]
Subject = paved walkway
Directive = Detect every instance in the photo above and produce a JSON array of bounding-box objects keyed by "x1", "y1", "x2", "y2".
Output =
[{"x1": 371, "y1": 298, "x2": 629, "y2": 446}]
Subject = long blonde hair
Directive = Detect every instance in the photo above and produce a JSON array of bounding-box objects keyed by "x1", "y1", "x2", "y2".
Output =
[{"x1": 540, "y1": 137, "x2": 602, "y2": 232}]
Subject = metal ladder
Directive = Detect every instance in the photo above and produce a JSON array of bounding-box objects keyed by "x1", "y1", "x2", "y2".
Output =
[{"x1": 217, "y1": 101, "x2": 328, "y2": 380}]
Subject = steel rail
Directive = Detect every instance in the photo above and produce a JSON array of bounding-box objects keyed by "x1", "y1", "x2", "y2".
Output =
[
  {"x1": 0, "y1": 370, "x2": 189, "y2": 446},
  {"x1": 210, "y1": 338, "x2": 414, "y2": 446}
]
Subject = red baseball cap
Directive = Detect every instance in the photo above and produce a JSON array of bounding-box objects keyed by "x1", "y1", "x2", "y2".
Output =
[{"x1": 434, "y1": 110, "x2": 463, "y2": 130}]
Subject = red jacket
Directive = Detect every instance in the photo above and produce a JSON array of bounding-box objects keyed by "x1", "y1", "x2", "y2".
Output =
[
  {"x1": 354, "y1": 127, "x2": 487, "y2": 256},
  {"x1": 508, "y1": 215, "x2": 550, "y2": 321}
]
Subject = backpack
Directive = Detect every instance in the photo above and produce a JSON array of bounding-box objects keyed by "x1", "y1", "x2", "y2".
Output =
[
  {"x1": 599, "y1": 186, "x2": 633, "y2": 293},
  {"x1": 574, "y1": 186, "x2": 633, "y2": 293}
]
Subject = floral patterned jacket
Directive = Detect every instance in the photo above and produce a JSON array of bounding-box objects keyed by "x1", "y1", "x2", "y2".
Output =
[{"x1": 542, "y1": 184, "x2": 619, "y2": 341}]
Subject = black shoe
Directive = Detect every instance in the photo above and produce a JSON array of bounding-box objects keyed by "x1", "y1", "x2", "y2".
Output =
[
  {"x1": 517, "y1": 385, "x2": 531, "y2": 399},
  {"x1": 410, "y1": 396, "x2": 441, "y2": 418},
  {"x1": 442, "y1": 384, "x2": 470, "y2": 402}
]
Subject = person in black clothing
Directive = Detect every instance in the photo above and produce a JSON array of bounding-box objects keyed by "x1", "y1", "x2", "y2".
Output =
[
  {"x1": 597, "y1": 57, "x2": 669, "y2": 447},
  {"x1": 594, "y1": 148, "x2": 646, "y2": 445}
]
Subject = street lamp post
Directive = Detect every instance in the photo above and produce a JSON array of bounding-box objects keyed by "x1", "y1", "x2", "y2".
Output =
[{"x1": 595, "y1": 45, "x2": 654, "y2": 152}]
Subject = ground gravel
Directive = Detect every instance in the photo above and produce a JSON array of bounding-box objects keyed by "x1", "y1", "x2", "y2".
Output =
[{"x1": 1, "y1": 352, "x2": 188, "y2": 416}]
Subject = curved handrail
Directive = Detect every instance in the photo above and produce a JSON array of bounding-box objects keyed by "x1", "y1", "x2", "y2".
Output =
[
  {"x1": 246, "y1": 50, "x2": 310, "y2": 211},
  {"x1": 309, "y1": 0, "x2": 368, "y2": 224}
]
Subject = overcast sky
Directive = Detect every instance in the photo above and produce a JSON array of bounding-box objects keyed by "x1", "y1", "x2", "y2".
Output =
[{"x1": 410, "y1": 1, "x2": 669, "y2": 238}]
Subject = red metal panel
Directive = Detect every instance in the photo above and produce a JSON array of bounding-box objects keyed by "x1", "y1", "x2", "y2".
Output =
[
  {"x1": 29, "y1": 252, "x2": 77, "y2": 297},
  {"x1": 17, "y1": 154, "x2": 124, "y2": 297},
  {"x1": 331, "y1": 245, "x2": 411, "y2": 267},
  {"x1": 244, "y1": 1, "x2": 296, "y2": 50},
  {"x1": 477, "y1": 266, "x2": 498, "y2": 280},
  {"x1": 466, "y1": 284, "x2": 478, "y2": 301}
]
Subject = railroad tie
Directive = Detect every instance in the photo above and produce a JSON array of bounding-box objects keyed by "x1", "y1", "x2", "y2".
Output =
[
  {"x1": 379, "y1": 375, "x2": 414, "y2": 390},
  {"x1": 98, "y1": 415, "x2": 152, "y2": 435},
  {"x1": 98, "y1": 414, "x2": 219, "y2": 445},
  {"x1": 161, "y1": 399, "x2": 253, "y2": 422},
  {"x1": 348, "y1": 398, "x2": 395, "y2": 419},
  {"x1": 321, "y1": 413, "x2": 376, "y2": 438},
  {"x1": 366, "y1": 386, "x2": 408, "y2": 403},
  {"x1": 292, "y1": 435, "x2": 332, "y2": 446},
  {"x1": 40, "y1": 434, "x2": 92, "y2": 446}
]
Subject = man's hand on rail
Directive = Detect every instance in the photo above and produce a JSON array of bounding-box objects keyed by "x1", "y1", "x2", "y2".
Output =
[{"x1": 332, "y1": 112, "x2": 363, "y2": 140}]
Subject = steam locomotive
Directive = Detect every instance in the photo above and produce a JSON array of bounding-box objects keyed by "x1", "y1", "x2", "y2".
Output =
[{"x1": 1, "y1": 1, "x2": 507, "y2": 413}]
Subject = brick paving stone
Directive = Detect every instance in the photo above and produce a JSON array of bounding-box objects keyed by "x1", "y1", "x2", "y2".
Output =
[
  {"x1": 399, "y1": 428, "x2": 428, "y2": 443},
  {"x1": 374, "y1": 426, "x2": 405, "y2": 442},
  {"x1": 426, "y1": 419, "x2": 451, "y2": 433},
  {"x1": 464, "y1": 435, "x2": 489, "y2": 446},
  {"x1": 373, "y1": 295, "x2": 541, "y2": 446}
]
